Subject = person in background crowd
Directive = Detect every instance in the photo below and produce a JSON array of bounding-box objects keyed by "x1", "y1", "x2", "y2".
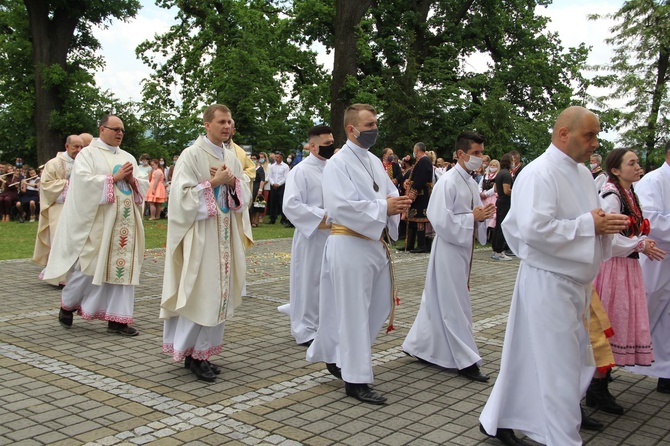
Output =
[
  {"x1": 258, "y1": 151, "x2": 271, "y2": 221},
  {"x1": 250, "y1": 152, "x2": 266, "y2": 228},
  {"x1": 146, "y1": 159, "x2": 167, "y2": 220},
  {"x1": 17, "y1": 167, "x2": 40, "y2": 222},
  {"x1": 0, "y1": 165, "x2": 21, "y2": 222},
  {"x1": 267, "y1": 152, "x2": 290, "y2": 225},
  {"x1": 491, "y1": 153, "x2": 513, "y2": 261},
  {"x1": 138, "y1": 154, "x2": 152, "y2": 180},
  {"x1": 479, "y1": 159, "x2": 499, "y2": 243},
  {"x1": 590, "y1": 153, "x2": 607, "y2": 192},
  {"x1": 402, "y1": 142, "x2": 433, "y2": 253},
  {"x1": 381, "y1": 147, "x2": 403, "y2": 190}
]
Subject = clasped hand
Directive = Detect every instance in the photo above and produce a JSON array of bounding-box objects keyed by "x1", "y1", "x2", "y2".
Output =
[
  {"x1": 112, "y1": 162, "x2": 134, "y2": 183},
  {"x1": 591, "y1": 208, "x2": 630, "y2": 235},
  {"x1": 210, "y1": 165, "x2": 235, "y2": 187},
  {"x1": 473, "y1": 203, "x2": 496, "y2": 222},
  {"x1": 386, "y1": 195, "x2": 412, "y2": 216}
]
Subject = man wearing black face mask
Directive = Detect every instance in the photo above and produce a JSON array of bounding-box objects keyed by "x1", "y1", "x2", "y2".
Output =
[
  {"x1": 280, "y1": 125, "x2": 334, "y2": 347},
  {"x1": 306, "y1": 104, "x2": 412, "y2": 405}
]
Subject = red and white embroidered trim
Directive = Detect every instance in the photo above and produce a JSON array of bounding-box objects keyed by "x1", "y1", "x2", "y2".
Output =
[
  {"x1": 162, "y1": 344, "x2": 222, "y2": 362},
  {"x1": 60, "y1": 302, "x2": 133, "y2": 324},
  {"x1": 105, "y1": 175, "x2": 115, "y2": 204},
  {"x1": 201, "y1": 181, "x2": 217, "y2": 218}
]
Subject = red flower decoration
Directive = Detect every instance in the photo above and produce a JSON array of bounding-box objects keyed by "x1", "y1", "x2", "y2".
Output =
[{"x1": 640, "y1": 218, "x2": 651, "y2": 236}]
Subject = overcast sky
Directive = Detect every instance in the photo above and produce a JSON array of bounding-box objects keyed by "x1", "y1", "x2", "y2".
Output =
[{"x1": 92, "y1": 0, "x2": 624, "y2": 136}]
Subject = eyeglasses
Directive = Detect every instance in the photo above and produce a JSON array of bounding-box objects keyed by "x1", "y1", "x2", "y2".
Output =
[{"x1": 104, "y1": 126, "x2": 126, "y2": 134}]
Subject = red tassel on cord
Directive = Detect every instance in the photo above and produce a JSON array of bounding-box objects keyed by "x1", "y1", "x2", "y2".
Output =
[
  {"x1": 386, "y1": 324, "x2": 395, "y2": 334},
  {"x1": 395, "y1": 297, "x2": 401, "y2": 306}
]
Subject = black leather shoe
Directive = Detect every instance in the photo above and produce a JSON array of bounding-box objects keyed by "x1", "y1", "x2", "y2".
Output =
[
  {"x1": 410, "y1": 247, "x2": 427, "y2": 253},
  {"x1": 458, "y1": 364, "x2": 489, "y2": 382},
  {"x1": 58, "y1": 308, "x2": 73, "y2": 328},
  {"x1": 658, "y1": 378, "x2": 670, "y2": 394},
  {"x1": 184, "y1": 356, "x2": 221, "y2": 375},
  {"x1": 190, "y1": 359, "x2": 216, "y2": 382},
  {"x1": 326, "y1": 363, "x2": 342, "y2": 380},
  {"x1": 299, "y1": 339, "x2": 313, "y2": 347},
  {"x1": 479, "y1": 424, "x2": 530, "y2": 446},
  {"x1": 580, "y1": 406, "x2": 604, "y2": 431},
  {"x1": 345, "y1": 383, "x2": 387, "y2": 405},
  {"x1": 107, "y1": 321, "x2": 139, "y2": 336}
]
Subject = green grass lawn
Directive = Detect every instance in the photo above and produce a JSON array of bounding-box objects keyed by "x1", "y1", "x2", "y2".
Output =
[{"x1": 0, "y1": 215, "x2": 294, "y2": 261}]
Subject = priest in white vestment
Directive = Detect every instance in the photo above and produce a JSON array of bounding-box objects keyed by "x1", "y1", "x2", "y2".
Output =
[
  {"x1": 628, "y1": 143, "x2": 670, "y2": 394},
  {"x1": 33, "y1": 135, "x2": 83, "y2": 285},
  {"x1": 306, "y1": 104, "x2": 412, "y2": 404},
  {"x1": 479, "y1": 107, "x2": 628, "y2": 446},
  {"x1": 280, "y1": 125, "x2": 335, "y2": 345},
  {"x1": 160, "y1": 104, "x2": 250, "y2": 383},
  {"x1": 44, "y1": 116, "x2": 148, "y2": 336},
  {"x1": 402, "y1": 131, "x2": 494, "y2": 382}
]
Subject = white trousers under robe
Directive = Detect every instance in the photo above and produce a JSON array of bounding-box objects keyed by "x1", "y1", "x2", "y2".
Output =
[
  {"x1": 163, "y1": 316, "x2": 226, "y2": 362},
  {"x1": 306, "y1": 236, "x2": 391, "y2": 384},
  {"x1": 480, "y1": 263, "x2": 594, "y2": 446},
  {"x1": 61, "y1": 267, "x2": 134, "y2": 324}
]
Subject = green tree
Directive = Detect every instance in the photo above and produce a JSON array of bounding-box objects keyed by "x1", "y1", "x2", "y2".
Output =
[
  {"x1": 589, "y1": 0, "x2": 670, "y2": 170},
  {"x1": 137, "y1": 0, "x2": 329, "y2": 154},
  {"x1": 22, "y1": 0, "x2": 140, "y2": 163}
]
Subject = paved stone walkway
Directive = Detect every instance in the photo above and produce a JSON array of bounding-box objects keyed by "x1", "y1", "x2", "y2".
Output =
[{"x1": 1, "y1": 239, "x2": 669, "y2": 445}]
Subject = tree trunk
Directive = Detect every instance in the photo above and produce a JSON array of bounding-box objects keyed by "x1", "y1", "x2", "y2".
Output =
[
  {"x1": 644, "y1": 46, "x2": 668, "y2": 171},
  {"x1": 329, "y1": 0, "x2": 372, "y2": 148},
  {"x1": 24, "y1": 1, "x2": 81, "y2": 164}
]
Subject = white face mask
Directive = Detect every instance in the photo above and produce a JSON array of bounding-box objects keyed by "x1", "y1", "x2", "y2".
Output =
[
  {"x1": 463, "y1": 153, "x2": 484, "y2": 171},
  {"x1": 489, "y1": 167, "x2": 498, "y2": 173},
  {"x1": 590, "y1": 163, "x2": 598, "y2": 170}
]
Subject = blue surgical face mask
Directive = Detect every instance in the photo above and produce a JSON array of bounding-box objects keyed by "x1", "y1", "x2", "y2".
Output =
[{"x1": 259, "y1": 158, "x2": 265, "y2": 163}]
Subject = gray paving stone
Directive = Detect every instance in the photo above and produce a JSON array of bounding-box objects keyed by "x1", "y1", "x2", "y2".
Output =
[{"x1": 0, "y1": 241, "x2": 668, "y2": 445}]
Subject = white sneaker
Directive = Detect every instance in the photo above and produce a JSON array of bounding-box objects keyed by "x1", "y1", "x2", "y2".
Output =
[{"x1": 491, "y1": 252, "x2": 513, "y2": 261}]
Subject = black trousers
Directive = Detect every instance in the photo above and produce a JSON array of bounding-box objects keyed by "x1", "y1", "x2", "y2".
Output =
[
  {"x1": 269, "y1": 185, "x2": 285, "y2": 222},
  {"x1": 491, "y1": 202, "x2": 510, "y2": 253}
]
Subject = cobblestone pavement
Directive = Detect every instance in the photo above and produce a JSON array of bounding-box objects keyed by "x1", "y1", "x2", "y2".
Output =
[{"x1": 1, "y1": 238, "x2": 669, "y2": 446}]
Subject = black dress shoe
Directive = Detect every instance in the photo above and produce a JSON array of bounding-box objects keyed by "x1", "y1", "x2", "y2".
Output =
[
  {"x1": 326, "y1": 363, "x2": 342, "y2": 380},
  {"x1": 345, "y1": 383, "x2": 387, "y2": 405},
  {"x1": 658, "y1": 378, "x2": 670, "y2": 394},
  {"x1": 299, "y1": 339, "x2": 313, "y2": 347},
  {"x1": 410, "y1": 247, "x2": 427, "y2": 253},
  {"x1": 190, "y1": 359, "x2": 216, "y2": 382},
  {"x1": 106, "y1": 321, "x2": 139, "y2": 336},
  {"x1": 58, "y1": 308, "x2": 73, "y2": 328},
  {"x1": 479, "y1": 424, "x2": 530, "y2": 446},
  {"x1": 184, "y1": 356, "x2": 221, "y2": 375},
  {"x1": 580, "y1": 406, "x2": 604, "y2": 431},
  {"x1": 458, "y1": 364, "x2": 489, "y2": 382}
]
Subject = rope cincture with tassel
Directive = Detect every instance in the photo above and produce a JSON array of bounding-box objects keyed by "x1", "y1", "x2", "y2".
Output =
[{"x1": 330, "y1": 224, "x2": 400, "y2": 334}]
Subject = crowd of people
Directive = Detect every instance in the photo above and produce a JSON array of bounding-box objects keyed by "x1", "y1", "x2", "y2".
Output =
[
  {"x1": 0, "y1": 159, "x2": 43, "y2": 223},
  {"x1": 10, "y1": 102, "x2": 669, "y2": 446}
]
